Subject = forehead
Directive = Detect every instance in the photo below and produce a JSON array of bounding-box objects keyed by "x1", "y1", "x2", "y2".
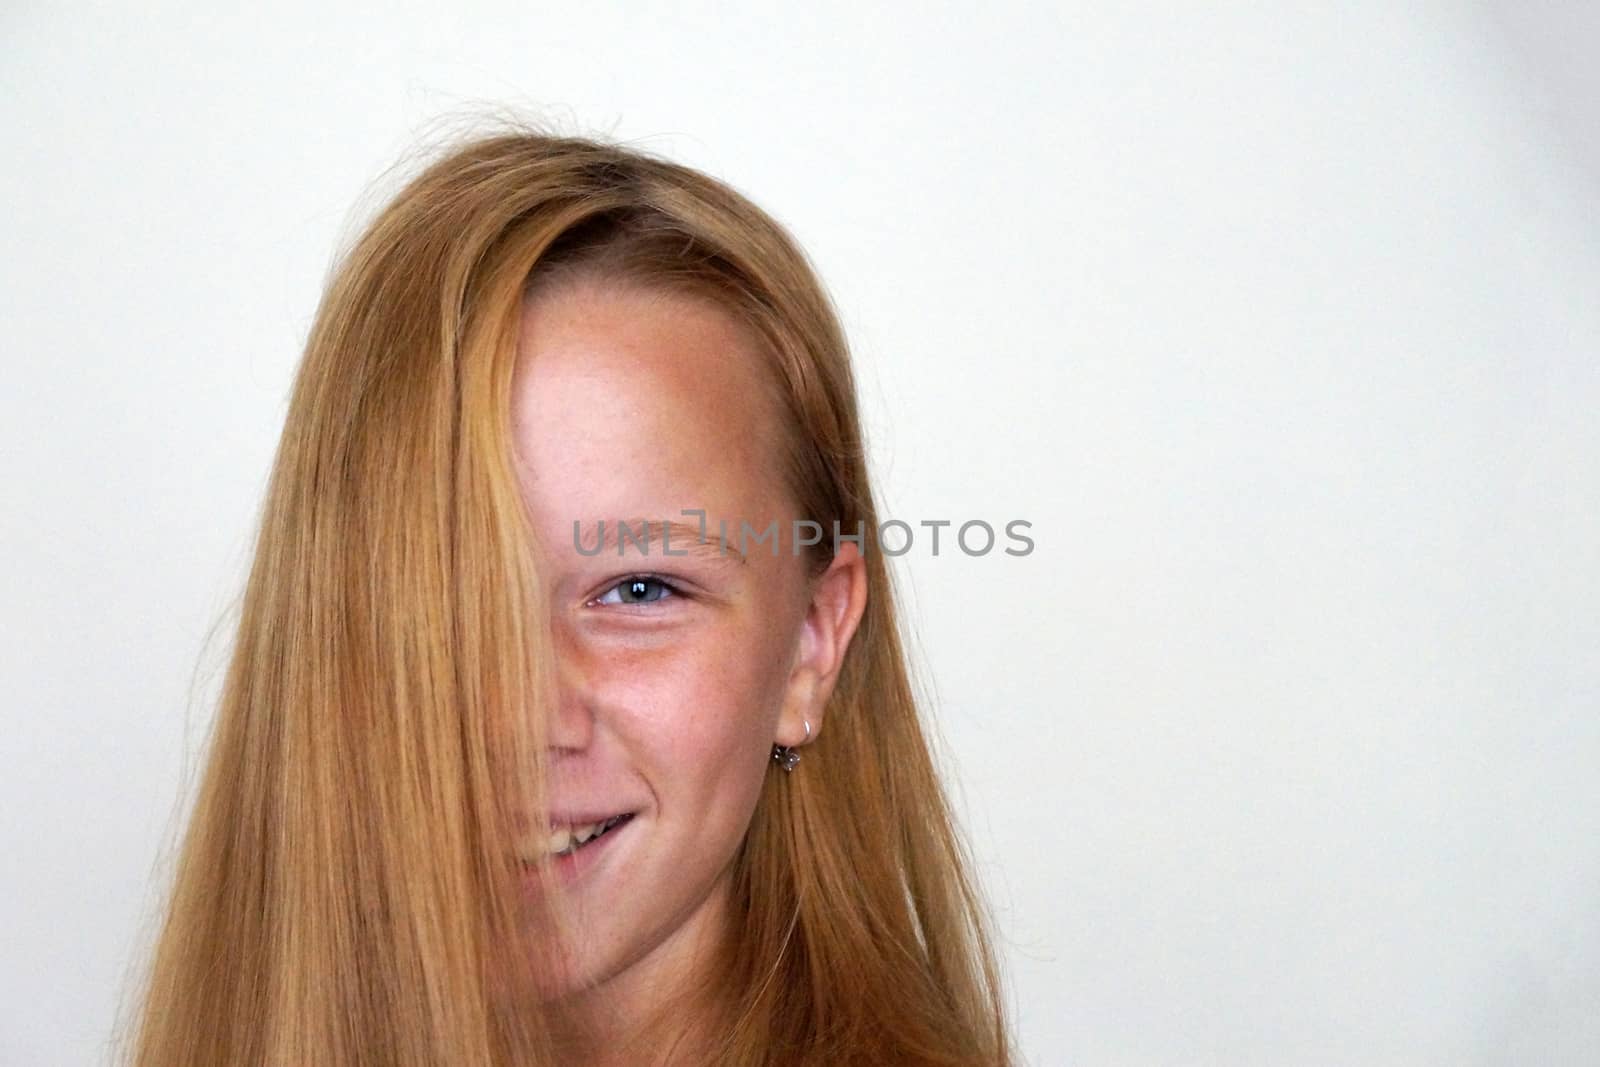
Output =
[{"x1": 510, "y1": 279, "x2": 793, "y2": 539}]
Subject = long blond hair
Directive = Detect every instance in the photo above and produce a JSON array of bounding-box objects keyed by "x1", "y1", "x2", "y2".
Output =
[{"x1": 119, "y1": 120, "x2": 1013, "y2": 1066}]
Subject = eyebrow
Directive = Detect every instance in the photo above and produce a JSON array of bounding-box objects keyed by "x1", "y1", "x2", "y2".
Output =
[{"x1": 574, "y1": 518, "x2": 749, "y2": 565}]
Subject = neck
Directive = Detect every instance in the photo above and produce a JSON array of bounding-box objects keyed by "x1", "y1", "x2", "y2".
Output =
[
  {"x1": 549, "y1": 874, "x2": 737, "y2": 1066},
  {"x1": 553, "y1": 1008, "x2": 721, "y2": 1067}
]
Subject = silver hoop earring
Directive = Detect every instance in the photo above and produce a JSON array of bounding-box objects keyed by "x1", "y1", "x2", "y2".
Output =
[{"x1": 771, "y1": 718, "x2": 811, "y2": 772}]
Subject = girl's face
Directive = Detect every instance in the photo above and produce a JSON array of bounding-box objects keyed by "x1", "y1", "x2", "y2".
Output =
[{"x1": 508, "y1": 277, "x2": 865, "y2": 1030}]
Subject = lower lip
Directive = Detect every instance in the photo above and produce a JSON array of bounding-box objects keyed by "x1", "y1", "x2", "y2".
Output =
[{"x1": 524, "y1": 814, "x2": 635, "y2": 889}]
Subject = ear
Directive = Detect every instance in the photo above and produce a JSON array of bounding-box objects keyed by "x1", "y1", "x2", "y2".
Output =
[{"x1": 777, "y1": 541, "x2": 869, "y2": 748}]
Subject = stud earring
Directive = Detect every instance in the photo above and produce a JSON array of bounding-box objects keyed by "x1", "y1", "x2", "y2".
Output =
[{"x1": 771, "y1": 718, "x2": 811, "y2": 772}]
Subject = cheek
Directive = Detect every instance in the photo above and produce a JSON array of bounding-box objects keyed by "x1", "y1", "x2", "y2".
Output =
[
  {"x1": 657, "y1": 641, "x2": 787, "y2": 770},
  {"x1": 593, "y1": 619, "x2": 796, "y2": 784}
]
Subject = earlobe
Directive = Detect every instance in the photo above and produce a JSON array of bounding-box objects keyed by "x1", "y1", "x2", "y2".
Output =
[
  {"x1": 771, "y1": 717, "x2": 811, "y2": 772},
  {"x1": 775, "y1": 665, "x2": 820, "y2": 749}
]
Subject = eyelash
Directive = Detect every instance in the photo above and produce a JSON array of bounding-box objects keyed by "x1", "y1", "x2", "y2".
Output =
[{"x1": 589, "y1": 573, "x2": 685, "y2": 608}]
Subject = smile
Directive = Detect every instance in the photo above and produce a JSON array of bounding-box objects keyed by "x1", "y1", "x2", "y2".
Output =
[{"x1": 520, "y1": 812, "x2": 635, "y2": 864}]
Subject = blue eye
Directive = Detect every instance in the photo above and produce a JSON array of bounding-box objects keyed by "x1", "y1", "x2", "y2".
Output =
[{"x1": 594, "y1": 575, "x2": 678, "y2": 606}]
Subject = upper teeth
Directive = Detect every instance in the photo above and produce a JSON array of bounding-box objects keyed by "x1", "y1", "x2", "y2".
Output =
[{"x1": 520, "y1": 815, "x2": 622, "y2": 862}]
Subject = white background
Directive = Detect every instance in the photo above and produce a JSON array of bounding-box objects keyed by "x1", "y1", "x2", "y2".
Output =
[{"x1": 4, "y1": 4, "x2": 1598, "y2": 1064}]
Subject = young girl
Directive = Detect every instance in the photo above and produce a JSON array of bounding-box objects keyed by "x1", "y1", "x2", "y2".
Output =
[{"x1": 123, "y1": 125, "x2": 1014, "y2": 1066}]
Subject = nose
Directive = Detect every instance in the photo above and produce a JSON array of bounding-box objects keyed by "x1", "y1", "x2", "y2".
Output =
[{"x1": 546, "y1": 623, "x2": 595, "y2": 755}]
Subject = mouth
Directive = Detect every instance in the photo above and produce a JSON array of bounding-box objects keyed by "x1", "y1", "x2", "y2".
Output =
[{"x1": 518, "y1": 812, "x2": 636, "y2": 866}]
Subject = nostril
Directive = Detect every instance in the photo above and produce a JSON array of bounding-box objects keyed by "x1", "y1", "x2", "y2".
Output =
[{"x1": 545, "y1": 692, "x2": 596, "y2": 752}]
